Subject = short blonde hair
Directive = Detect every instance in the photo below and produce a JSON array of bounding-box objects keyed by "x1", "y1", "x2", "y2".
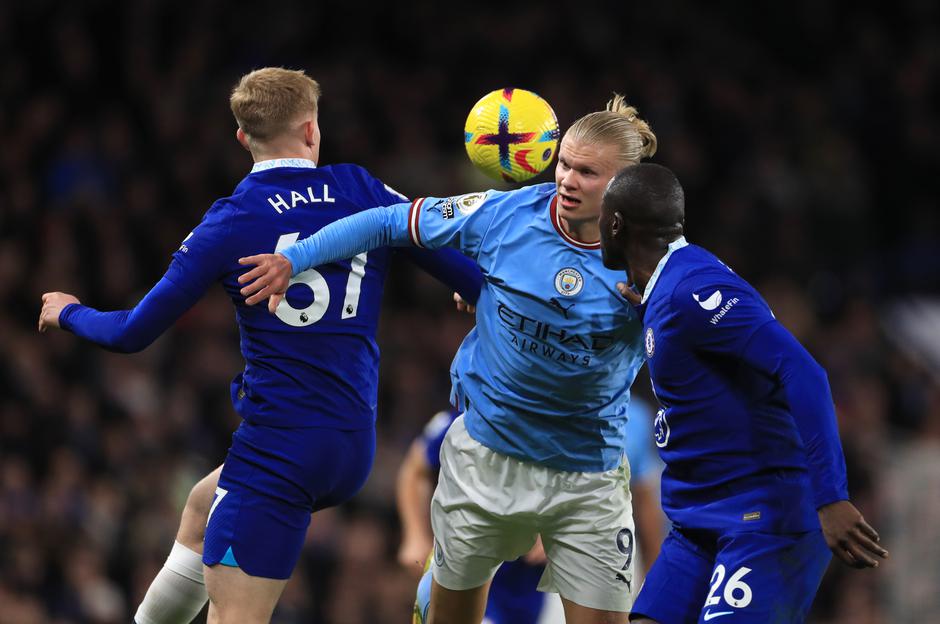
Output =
[
  {"x1": 565, "y1": 94, "x2": 657, "y2": 164},
  {"x1": 230, "y1": 67, "x2": 321, "y2": 142}
]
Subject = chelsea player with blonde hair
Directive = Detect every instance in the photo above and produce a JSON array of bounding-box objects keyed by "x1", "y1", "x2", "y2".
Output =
[
  {"x1": 239, "y1": 94, "x2": 657, "y2": 624},
  {"x1": 38, "y1": 67, "x2": 483, "y2": 624}
]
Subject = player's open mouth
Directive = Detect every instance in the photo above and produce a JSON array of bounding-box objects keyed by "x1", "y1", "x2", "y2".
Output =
[{"x1": 559, "y1": 193, "x2": 581, "y2": 208}]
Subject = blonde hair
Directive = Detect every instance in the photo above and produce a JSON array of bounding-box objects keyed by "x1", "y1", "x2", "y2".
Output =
[
  {"x1": 230, "y1": 67, "x2": 321, "y2": 142},
  {"x1": 565, "y1": 94, "x2": 657, "y2": 164}
]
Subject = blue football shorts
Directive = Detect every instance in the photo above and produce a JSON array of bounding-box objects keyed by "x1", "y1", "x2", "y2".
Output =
[
  {"x1": 203, "y1": 420, "x2": 375, "y2": 579},
  {"x1": 631, "y1": 527, "x2": 831, "y2": 623}
]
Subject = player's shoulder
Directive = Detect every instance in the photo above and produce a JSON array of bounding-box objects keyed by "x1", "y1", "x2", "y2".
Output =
[
  {"x1": 667, "y1": 246, "x2": 748, "y2": 295},
  {"x1": 199, "y1": 194, "x2": 241, "y2": 224},
  {"x1": 470, "y1": 182, "x2": 553, "y2": 223},
  {"x1": 666, "y1": 246, "x2": 767, "y2": 322},
  {"x1": 324, "y1": 162, "x2": 371, "y2": 184},
  {"x1": 500, "y1": 182, "x2": 555, "y2": 207},
  {"x1": 327, "y1": 163, "x2": 409, "y2": 205}
]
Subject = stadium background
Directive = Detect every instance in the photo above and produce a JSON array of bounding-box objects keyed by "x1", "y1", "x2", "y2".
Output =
[{"x1": 2, "y1": 1, "x2": 939, "y2": 622}]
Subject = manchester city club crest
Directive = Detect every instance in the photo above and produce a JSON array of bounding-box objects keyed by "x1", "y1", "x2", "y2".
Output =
[
  {"x1": 554, "y1": 268, "x2": 584, "y2": 297},
  {"x1": 645, "y1": 327, "x2": 655, "y2": 357}
]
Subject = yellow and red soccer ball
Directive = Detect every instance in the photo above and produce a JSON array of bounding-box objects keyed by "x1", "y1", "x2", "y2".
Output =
[{"x1": 464, "y1": 88, "x2": 560, "y2": 183}]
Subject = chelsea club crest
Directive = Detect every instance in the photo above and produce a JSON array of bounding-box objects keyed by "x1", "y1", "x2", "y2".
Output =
[
  {"x1": 554, "y1": 268, "x2": 584, "y2": 297},
  {"x1": 645, "y1": 327, "x2": 655, "y2": 358}
]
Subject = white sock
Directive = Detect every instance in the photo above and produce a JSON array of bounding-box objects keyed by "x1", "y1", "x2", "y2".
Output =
[{"x1": 134, "y1": 541, "x2": 208, "y2": 624}]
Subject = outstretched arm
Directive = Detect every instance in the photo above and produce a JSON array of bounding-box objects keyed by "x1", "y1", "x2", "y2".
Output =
[
  {"x1": 39, "y1": 276, "x2": 204, "y2": 353},
  {"x1": 742, "y1": 321, "x2": 888, "y2": 568},
  {"x1": 239, "y1": 192, "x2": 500, "y2": 311},
  {"x1": 238, "y1": 204, "x2": 413, "y2": 310}
]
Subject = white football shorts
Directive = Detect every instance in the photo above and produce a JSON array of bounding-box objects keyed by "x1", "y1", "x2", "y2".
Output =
[{"x1": 430, "y1": 415, "x2": 636, "y2": 613}]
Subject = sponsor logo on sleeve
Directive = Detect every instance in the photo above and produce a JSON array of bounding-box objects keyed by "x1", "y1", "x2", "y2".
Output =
[
  {"x1": 428, "y1": 197, "x2": 455, "y2": 219},
  {"x1": 707, "y1": 297, "x2": 740, "y2": 325},
  {"x1": 693, "y1": 290, "x2": 723, "y2": 310},
  {"x1": 456, "y1": 192, "x2": 487, "y2": 215},
  {"x1": 179, "y1": 231, "x2": 194, "y2": 253}
]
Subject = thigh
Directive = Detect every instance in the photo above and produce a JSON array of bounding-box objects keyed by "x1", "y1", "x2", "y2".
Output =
[
  {"x1": 630, "y1": 529, "x2": 715, "y2": 624},
  {"x1": 539, "y1": 460, "x2": 635, "y2": 614},
  {"x1": 430, "y1": 418, "x2": 538, "y2": 591},
  {"x1": 205, "y1": 560, "x2": 288, "y2": 624},
  {"x1": 696, "y1": 530, "x2": 831, "y2": 624}
]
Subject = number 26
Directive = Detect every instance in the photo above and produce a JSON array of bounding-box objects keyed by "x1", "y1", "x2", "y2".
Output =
[{"x1": 705, "y1": 564, "x2": 753, "y2": 609}]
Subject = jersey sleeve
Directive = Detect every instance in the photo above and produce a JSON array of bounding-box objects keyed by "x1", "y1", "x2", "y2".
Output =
[
  {"x1": 670, "y1": 270, "x2": 776, "y2": 355},
  {"x1": 741, "y1": 321, "x2": 849, "y2": 509},
  {"x1": 419, "y1": 410, "x2": 458, "y2": 471},
  {"x1": 407, "y1": 191, "x2": 502, "y2": 258},
  {"x1": 279, "y1": 191, "x2": 502, "y2": 276},
  {"x1": 164, "y1": 200, "x2": 236, "y2": 297},
  {"x1": 58, "y1": 276, "x2": 203, "y2": 353}
]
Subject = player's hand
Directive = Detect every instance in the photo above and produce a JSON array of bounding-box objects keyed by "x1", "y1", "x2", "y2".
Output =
[
  {"x1": 38, "y1": 292, "x2": 80, "y2": 333},
  {"x1": 237, "y1": 253, "x2": 293, "y2": 312},
  {"x1": 397, "y1": 534, "x2": 432, "y2": 578},
  {"x1": 616, "y1": 282, "x2": 642, "y2": 306},
  {"x1": 453, "y1": 292, "x2": 475, "y2": 314},
  {"x1": 817, "y1": 500, "x2": 888, "y2": 569}
]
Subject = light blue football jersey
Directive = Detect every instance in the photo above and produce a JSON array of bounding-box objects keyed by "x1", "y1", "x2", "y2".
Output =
[{"x1": 409, "y1": 184, "x2": 646, "y2": 471}]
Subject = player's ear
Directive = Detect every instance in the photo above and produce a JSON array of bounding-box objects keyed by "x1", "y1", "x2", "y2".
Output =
[
  {"x1": 611, "y1": 212, "x2": 624, "y2": 238},
  {"x1": 235, "y1": 127, "x2": 250, "y2": 151},
  {"x1": 303, "y1": 119, "x2": 316, "y2": 146}
]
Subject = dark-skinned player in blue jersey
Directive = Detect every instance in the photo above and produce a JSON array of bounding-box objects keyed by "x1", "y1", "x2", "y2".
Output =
[
  {"x1": 38, "y1": 67, "x2": 482, "y2": 624},
  {"x1": 597, "y1": 163, "x2": 888, "y2": 624}
]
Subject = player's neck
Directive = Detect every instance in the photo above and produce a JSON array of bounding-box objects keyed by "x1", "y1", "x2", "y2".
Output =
[
  {"x1": 560, "y1": 216, "x2": 600, "y2": 243},
  {"x1": 628, "y1": 243, "x2": 668, "y2": 294},
  {"x1": 249, "y1": 140, "x2": 317, "y2": 165}
]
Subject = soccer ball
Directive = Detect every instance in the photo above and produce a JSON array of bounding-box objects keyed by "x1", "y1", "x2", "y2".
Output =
[{"x1": 464, "y1": 88, "x2": 560, "y2": 183}]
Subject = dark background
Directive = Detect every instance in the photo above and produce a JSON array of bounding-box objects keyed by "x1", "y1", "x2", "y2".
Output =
[{"x1": 1, "y1": 1, "x2": 938, "y2": 621}]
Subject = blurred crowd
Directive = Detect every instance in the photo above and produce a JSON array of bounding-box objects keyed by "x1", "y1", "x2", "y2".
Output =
[{"x1": 1, "y1": 1, "x2": 938, "y2": 622}]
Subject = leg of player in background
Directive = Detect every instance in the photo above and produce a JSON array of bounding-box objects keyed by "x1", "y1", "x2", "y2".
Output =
[
  {"x1": 560, "y1": 597, "x2": 629, "y2": 624},
  {"x1": 204, "y1": 564, "x2": 288, "y2": 624},
  {"x1": 134, "y1": 465, "x2": 222, "y2": 624},
  {"x1": 427, "y1": 579, "x2": 490, "y2": 624}
]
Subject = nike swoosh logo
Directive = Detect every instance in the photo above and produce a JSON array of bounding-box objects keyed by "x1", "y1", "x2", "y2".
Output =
[{"x1": 703, "y1": 610, "x2": 734, "y2": 621}]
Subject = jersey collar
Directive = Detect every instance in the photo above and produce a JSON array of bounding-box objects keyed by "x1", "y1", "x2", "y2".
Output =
[
  {"x1": 641, "y1": 236, "x2": 689, "y2": 304},
  {"x1": 549, "y1": 195, "x2": 601, "y2": 250},
  {"x1": 250, "y1": 158, "x2": 317, "y2": 173}
]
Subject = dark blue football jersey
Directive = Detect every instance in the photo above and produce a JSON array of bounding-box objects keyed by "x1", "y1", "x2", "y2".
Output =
[
  {"x1": 62, "y1": 159, "x2": 482, "y2": 429},
  {"x1": 640, "y1": 238, "x2": 848, "y2": 534}
]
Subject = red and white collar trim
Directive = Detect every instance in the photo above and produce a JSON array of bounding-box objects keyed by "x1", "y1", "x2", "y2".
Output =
[{"x1": 549, "y1": 195, "x2": 601, "y2": 250}]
